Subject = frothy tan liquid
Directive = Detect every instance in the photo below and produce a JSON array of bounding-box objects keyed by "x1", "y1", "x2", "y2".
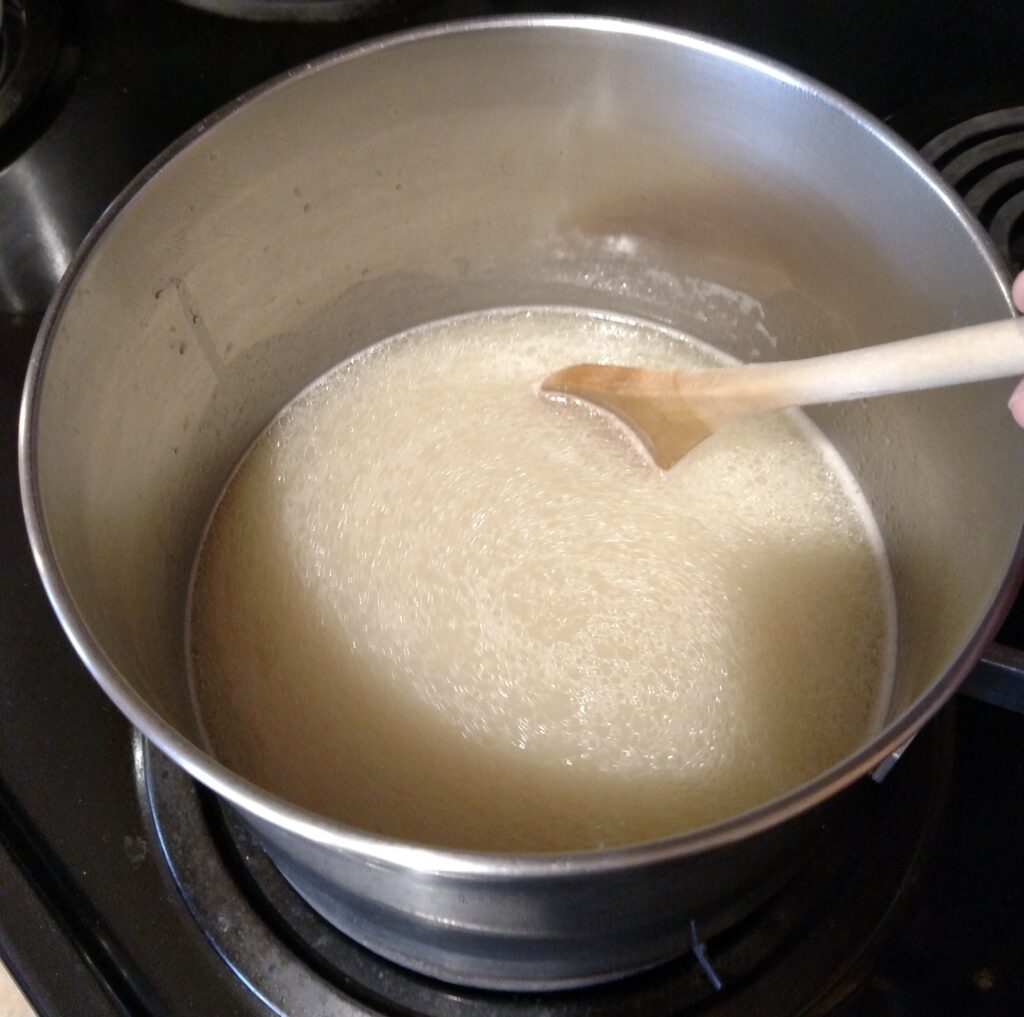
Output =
[{"x1": 190, "y1": 308, "x2": 894, "y2": 852}]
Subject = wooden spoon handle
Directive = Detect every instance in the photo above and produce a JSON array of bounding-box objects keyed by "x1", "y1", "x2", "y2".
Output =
[{"x1": 690, "y1": 317, "x2": 1024, "y2": 412}]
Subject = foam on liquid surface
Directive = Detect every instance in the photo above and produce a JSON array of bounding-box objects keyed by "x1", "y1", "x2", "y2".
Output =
[{"x1": 190, "y1": 308, "x2": 895, "y2": 853}]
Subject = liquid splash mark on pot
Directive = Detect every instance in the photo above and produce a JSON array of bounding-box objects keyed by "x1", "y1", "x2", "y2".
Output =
[{"x1": 172, "y1": 276, "x2": 226, "y2": 380}]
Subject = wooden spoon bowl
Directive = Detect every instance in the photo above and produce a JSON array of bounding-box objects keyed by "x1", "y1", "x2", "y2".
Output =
[{"x1": 541, "y1": 318, "x2": 1024, "y2": 469}]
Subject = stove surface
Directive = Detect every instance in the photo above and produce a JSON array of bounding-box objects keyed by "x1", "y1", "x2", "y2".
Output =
[{"x1": 2, "y1": 1, "x2": 1024, "y2": 1015}]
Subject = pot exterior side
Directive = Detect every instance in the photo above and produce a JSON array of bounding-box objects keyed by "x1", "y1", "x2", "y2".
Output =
[{"x1": 249, "y1": 803, "x2": 822, "y2": 989}]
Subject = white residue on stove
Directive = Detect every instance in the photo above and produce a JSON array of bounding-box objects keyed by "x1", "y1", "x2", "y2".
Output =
[{"x1": 123, "y1": 834, "x2": 149, "y2": 868}]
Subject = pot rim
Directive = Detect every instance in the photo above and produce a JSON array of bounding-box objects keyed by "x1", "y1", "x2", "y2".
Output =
[{"x1": 18, "y1": 14, "x2": 1022, "y2": 877}]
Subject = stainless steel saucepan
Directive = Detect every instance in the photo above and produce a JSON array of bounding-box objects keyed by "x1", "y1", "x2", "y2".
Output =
[{"x1": 19, "y1": 17, "x2": 1024, "y2": 990}]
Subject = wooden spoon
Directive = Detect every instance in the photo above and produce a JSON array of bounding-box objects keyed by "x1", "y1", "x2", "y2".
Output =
[{"x1": 540, "y1": 318, "x2": 1024, "y2": 469}]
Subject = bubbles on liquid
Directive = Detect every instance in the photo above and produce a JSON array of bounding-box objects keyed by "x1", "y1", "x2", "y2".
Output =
[{"x1": 189, "y1": 307, "x2": 895, "y2": 852}]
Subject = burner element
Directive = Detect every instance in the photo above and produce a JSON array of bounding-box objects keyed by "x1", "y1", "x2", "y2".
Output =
[
  {"x1": 921, "y1": 107, "x2": 1024, "y2": 274},
  {"x1": 168, "y1": 0, "x2": 399, "y2": 22},
  {"x1": 0, "y1": 0, "x2": 60, "y2": 140},
  {"x1": 0, "y1": 0, "x2": 83, "y2": 314},
  {"x1": 143, "y1": 709, "x2": 954, "y2": 1017}
]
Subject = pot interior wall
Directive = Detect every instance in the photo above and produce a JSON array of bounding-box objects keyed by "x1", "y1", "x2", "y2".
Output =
[{"x1": 33, "y1": 24, "x2": 1022, "y2": 788}]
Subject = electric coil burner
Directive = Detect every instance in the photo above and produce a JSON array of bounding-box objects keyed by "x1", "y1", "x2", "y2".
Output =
[
  {"x1": 143, "y1": 719, "x2": 955, "y2": 1017},
  {"x1": 2, "y1": 2, "x2": 1024, "y2": 1015},
  {"x1": 921, "y1": 108, "x2": 1024, "y2": 275},
  {"x1": 0, "y1": 0, "x2": 61, "y2": 138}
]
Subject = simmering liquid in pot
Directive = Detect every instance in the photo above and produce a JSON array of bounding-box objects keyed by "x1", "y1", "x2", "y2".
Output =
[{"x1": 188, "y1": 307, "x2": 895, "y2": 852}]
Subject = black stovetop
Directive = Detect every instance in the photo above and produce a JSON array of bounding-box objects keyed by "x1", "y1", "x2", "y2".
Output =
[{"x1": 1, "y1": 1, "x2": 1023, "y2": 1015}]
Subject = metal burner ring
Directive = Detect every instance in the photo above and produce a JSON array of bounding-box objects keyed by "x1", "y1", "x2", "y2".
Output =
[{"x1": 0, "y1": 0, "x2": 61, "y2": 138}]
